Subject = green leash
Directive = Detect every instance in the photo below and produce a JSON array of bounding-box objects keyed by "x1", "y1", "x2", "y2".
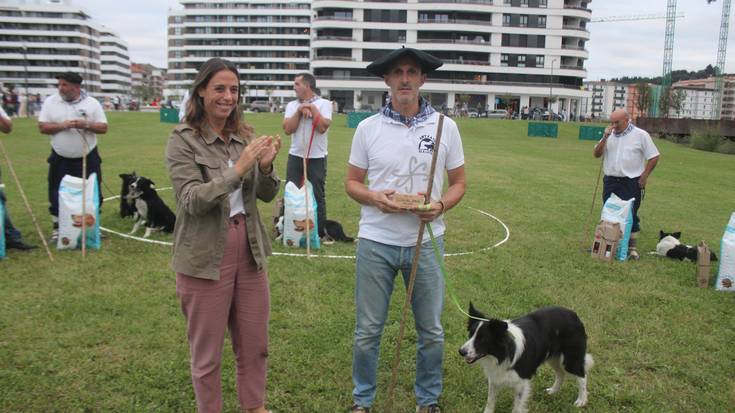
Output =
[{"x1": 426, "y1": 222, "x2": 489, "y2": 322}]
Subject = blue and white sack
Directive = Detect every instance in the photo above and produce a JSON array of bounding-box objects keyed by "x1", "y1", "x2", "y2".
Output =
[
  {"x1": 715, "y1": 212, "x2": 735, "y2": 292},
  {"x1": 0, "y1": 192, "x2": 5, "y2": 259},
  {"x1": 283, "y1": 180, "x2": 319, "y2": 249},
  {"x1": 58, "y1": 173, "x2": 101, "y2": 250},
  {"x1": 600, "y1": 193, "x2": 634, "y2": 261}
]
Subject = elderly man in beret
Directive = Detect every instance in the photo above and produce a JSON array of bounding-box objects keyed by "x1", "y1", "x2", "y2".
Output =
[
  {"x1": 345, "y1": 47, "x2": 466, "y2": 413},
  {"x1": 38, "y1": 71, "x2": 108, "y2": 242}
]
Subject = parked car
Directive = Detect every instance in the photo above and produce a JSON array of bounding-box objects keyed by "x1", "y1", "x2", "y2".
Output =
[
  {"x1": 249, "y1": 100, "x2": 271, "y2": 112},
  {"x1": 485, "y1": 109, "x2": 508, "y2": 119}
]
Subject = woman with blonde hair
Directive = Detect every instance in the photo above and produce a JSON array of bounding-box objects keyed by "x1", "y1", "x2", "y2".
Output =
[{"x1": 167, "y1": 57, "x2": 281, "y2": 413}]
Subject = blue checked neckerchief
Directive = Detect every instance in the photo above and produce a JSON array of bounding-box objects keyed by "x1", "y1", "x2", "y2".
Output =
[
  {"x1": 380, "y1": 96, "x2": 436, "y2": 128},
  {"x1": 613, "y1": 122, "x2": 634, "y2": 138},
  {"x1": 63, "y1": 90, "x2": 88, "y2": 104}
]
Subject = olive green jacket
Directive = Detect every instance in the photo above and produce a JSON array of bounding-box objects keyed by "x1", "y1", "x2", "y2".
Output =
[{"x1": 166, "y1": 123, "x2": 280, "y2": 279}]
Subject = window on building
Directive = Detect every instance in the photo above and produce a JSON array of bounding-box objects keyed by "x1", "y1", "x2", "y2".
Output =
[
  {"x1": 520, "y1": 0, "x2": 529, "y2": 6},
  {"x1": 519, "y1": 15, "x2": 528, "y2": 27},
  {"x1": 536, "y1": 55, "x2": 545, "y2": 67},
  {"x1": 501, "y1": 54, "x2": 509, "y2": 67},
  {"x1": 518, "y1": 55, "x2": 526, "y2": 67},
  {"x1": 539, "y1": 0, "x2": 548, "y2": 7},
  {"x1": 537, "y1": 16, "x2": 547, "y2": 27},
  {"x1": 503, "y1": 14, "x2": 511, "y2": 26}
]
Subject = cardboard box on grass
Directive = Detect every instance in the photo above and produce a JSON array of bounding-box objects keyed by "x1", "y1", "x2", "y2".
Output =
[
  {"x1": 591, "y1": 220, "x2": 622, "y2": 262},
  {"x1": 696, "y1": 241, "x2": 712, "y2": 288}
]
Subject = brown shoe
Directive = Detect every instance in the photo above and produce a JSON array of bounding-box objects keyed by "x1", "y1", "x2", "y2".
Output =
[{"x1": 350, "y1": 405, "x2": 370, "y2": 413}]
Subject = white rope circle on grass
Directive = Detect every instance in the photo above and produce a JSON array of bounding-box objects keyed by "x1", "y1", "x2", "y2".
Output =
[{"x1": 102, "y1": 190, "x2": 510, "y2": 258}]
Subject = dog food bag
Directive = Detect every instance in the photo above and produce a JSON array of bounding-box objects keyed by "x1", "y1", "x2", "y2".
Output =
[
  {"x1": 58, "y1": 173, "x2": 101, "y2": 250},
  {"x1": 715, "y1": 212, "x2": 735, "y2": 292},
  {"x1": 600, "y1": 193, "x2": 634, "y2": 261},
  {"x1": 283, "y1": 181, "x2": 320, "y2": 249},
  {"x1": 0, "y1": 194, "x2": 5, "y2": 259}
]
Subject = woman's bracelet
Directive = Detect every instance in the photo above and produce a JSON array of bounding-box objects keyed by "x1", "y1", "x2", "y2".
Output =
[{"x1": 437, "y1": 200, "x2": 446, "y2": 214}]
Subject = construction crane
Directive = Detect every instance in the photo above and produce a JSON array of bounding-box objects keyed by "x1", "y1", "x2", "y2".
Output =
[
  {"x1": 589, "y1": 13, "x2": 684, "y2": 23},
  {"x1": 711, "y1": 0, "x2": 732, "y2": 120},
  {"x1": 662, "y1": 0, "x2": 678, "y2": 90}
]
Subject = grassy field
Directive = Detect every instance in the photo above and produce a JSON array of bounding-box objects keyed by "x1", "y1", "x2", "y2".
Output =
[{"x1": 1, "y1": 112, "x2": 733, "y2": 412}]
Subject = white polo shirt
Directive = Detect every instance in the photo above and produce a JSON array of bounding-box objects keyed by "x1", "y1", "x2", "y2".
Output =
[
  {"x1": 349, "y1": 112, "x2": 465, "y2": 247},
  {"x1": 285, "y1": 96, "x2": 332, "y2": 159},
  {"x1": 602, "y1": 124, "x2": 659, "y2": 178},
  {"x1": 38, "y1": 93, "x2": 107, "y2": 158}
]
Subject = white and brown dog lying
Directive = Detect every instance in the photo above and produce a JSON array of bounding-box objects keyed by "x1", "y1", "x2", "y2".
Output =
[
  {"x1": 127, "y1": 176, "x2": 175, "y2": 238},
  {"x1": 459, "y1": 303, "x2": 594, "y2": 413}
]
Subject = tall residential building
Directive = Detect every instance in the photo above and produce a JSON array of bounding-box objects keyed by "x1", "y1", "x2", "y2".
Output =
[
  {"x1": 0, "y1": 0, "x2": 135, "y2": 100},
  {"x1": 721, "y1": 78, "x2": 735, "y2": 120},
  {"x1": 131, "y1": 63, "x2": 166, "y2": 101},
  {"x1": 670, "y1": 78, "x2": 717, "y2": 120},
  {"x1": 166, "y1": 0, "x2": 311, "y2": 104},
  {"x1": 0, "y1": 0, "x2": 103, "y2": 97},
  {"x1": 167, "y1": 0, "x2": 591, "y2": 115},
  {"x1": 311, "y1": 0, "x2": 590, "y2": 115},
  {"x1": 580, "y1": 80, "x2": 626, "y2": 120},
  {"x1": 100, "y1": 28, "x2": 132, "y2": 99}
]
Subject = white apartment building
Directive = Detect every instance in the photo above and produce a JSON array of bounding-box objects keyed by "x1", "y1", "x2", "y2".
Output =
[
  {"x1": 580, "y1": 80, "x2": 625, "y2": 120},
  {"x1": 166, "y1": 0, "x2": 311, "y2": 104},
  {"x1": 167, "y1": 0, "x2": 591, "y2": 114},
  {"x1": 311, "y1": 0, "x2": 591, "y2": 115},
  {"x1": 99, "y1": 28, "x2": 132, "y2": 99},
  {"x1": 0, "y1": 0, "x2": 105, "y2": 97}
]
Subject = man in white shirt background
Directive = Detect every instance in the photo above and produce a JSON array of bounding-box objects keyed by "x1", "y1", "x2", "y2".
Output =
[
  {"x1": 594, "y1": 109, "x2": 660, "y2": 259},
  {"x1": 38, "y1": 71, "x2": 108, "y2": 242},
  {"x1": 282, "y1": 73, "x2": 332, "y2": 242}
]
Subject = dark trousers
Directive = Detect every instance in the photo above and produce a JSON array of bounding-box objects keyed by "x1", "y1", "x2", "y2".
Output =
[
  {"x1": 1, "y1": 188, "x2": 22, "y2": 243},
  {"x1": 286, "y1": 154, "x2": 327, "y2": 238},
  {"x1": 47, "y1": 147, "x2": 103, "y2": 217},
  {"x1": 602, "y1": 175, "x2": 642, "y2": 233}
]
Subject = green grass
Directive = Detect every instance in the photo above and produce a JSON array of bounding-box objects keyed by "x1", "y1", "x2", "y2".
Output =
[{"x1": 1, "y1": 112, "x2": 734, "y2": 412}]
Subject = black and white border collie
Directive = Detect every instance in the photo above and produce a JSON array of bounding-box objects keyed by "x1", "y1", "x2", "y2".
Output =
[
  {"x1": 656, "y1": 231, "x2": 718, "y2": 261},
  {"x1": 459, "y1": 303, "x2": 594, "y2": 413},
  {"x1": 127, "y1": 176, "x2": 175, "y2": 238},
  {"x1": 119, "y1": 172, "x2": 138, "y2": 218}
]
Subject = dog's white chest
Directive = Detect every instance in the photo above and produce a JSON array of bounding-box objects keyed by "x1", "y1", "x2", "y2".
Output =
[{"x1": 480, "y1": 359, "x2": 523, "y2": 387}]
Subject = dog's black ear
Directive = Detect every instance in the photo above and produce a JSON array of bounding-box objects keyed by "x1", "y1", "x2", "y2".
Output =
[
  {"x1": 672, "y1": 232, "x2": 681, "y2": 239},
  {"x1": 659, "y1": 230, "x2": 665, "y2": 239},
  {"x1": 468, "y1": 302, "x2": 485, "y2": 319},
  {"x1": 487, "y1": 319, "x2": 508, "y2": 336}
]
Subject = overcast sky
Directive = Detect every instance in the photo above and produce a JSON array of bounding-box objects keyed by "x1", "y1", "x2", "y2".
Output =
[{"x1": 74, "y1": 0, "x2": 735, "y2": 81}]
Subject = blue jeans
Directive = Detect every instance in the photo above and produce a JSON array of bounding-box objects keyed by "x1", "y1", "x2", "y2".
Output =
[
  {"x1": 352, "y1": 237, "x2": 445, "y2": 407},
  {"x1": 1, "y1": 188, "x2": 22, "y2": 243}
]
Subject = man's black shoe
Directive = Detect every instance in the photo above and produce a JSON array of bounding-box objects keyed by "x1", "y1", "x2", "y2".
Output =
[{"x1": 6, "y1": 240, "x2": 38, "y2": 251}]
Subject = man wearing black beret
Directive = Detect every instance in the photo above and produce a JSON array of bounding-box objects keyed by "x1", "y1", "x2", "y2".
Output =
[
  {"x1": 345, "y1": 47, "x2": 467, "y2": 413},
  {"x1": 38, "y1": 71, "x2": 108, "y2": 243}
]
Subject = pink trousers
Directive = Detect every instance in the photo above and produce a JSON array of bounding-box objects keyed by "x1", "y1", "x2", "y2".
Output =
[{"x1": 176, "y1": 214, "x2": 270, "y2": 412}]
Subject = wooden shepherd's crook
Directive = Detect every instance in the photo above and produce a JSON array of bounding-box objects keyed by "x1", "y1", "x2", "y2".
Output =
[
  {"x1": 384, "y1": 114, "x2": 445, "y2": 412},
  {"x1": 80, "y1": 132, "x2": 88, "y2": 258}
]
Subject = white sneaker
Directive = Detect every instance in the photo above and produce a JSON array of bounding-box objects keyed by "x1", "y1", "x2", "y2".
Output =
[
  {"x1": 49, "y1": 228, "x2": 59, "y2": 244},
  {"x1": 628, "y1": 248, "x2": 640, "y2": 260}
]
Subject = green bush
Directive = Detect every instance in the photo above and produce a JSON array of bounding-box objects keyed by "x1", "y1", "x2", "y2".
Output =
[
  {"x1": 690, "y1": 128, "x2": 721, "y2": 152},
  {"x1": 716, "y1": 137, "x2": 735, "y2": 154}
]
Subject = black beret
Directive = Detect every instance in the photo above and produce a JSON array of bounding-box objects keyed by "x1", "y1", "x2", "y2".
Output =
[
  {"x1": 366, "y1": 46, "x2": 443, "y2": 77},
  {"x1": 55, "y1": 71, "x2": 83, "y2": 84}
]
